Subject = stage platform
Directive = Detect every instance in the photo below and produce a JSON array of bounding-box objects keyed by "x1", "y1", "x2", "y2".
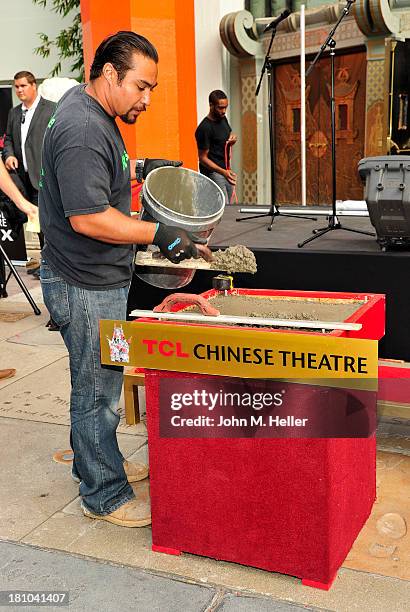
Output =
[
  {"x1": 128, "y1": 206, "x2": 410, "y2": 361},
  {"x1": 211, "y1": 206, "x2": 380, "y2": 252}
]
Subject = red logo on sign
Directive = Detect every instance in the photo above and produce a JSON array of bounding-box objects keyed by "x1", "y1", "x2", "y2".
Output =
[{"x1": 142, "y1": 339, "x2": 189, "y2": 358}]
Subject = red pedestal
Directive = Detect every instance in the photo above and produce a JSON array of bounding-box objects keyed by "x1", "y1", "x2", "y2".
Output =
[{"x1": 145, "y1": 370, "x2": 376, "y2": 589}]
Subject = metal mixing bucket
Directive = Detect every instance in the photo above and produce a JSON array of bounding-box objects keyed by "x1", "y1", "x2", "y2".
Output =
[{"x1": 135, "y1": 166, "x2": 225, "y2": 288}]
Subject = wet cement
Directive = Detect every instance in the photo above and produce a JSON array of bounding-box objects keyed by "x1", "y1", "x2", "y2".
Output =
[
  {"x1": 188, "y1": 294, "x2": 364, "y2": 323},
  {"x1": 210, "y1": 245, "x2": 257, "y2": 274}
]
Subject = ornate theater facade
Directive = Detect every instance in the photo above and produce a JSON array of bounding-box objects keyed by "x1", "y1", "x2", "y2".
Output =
[{"x1": 220, "y1": 0, "x2": 410, "y2": 205}]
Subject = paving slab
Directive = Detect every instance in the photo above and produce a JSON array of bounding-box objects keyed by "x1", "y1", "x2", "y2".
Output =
[
  {"x1": 0, "y1": 356, "x2": 147, "y2": 436},
  {"x1": 121, "y1": 442, "x2": 149, "y2": 466},
  {"x1": 217, "y1": 593, "x2": 320, "y2": 611},
  {"x1": 22, "y1": 512, "x2": 153, "y2": 566},
  {"x1": 0, "y1": 342, "x2": 67, "y2": 389},
  {"x1": 0, "y1": 418, "x2": 145, "y2": 542},
  {"x1": 0, "y1": 541, "x2": 215, "y2": 612},
  {"x1": 7, "y1": 324, "x2": 65, "y2": 347},
  {"x1": 22, "y1": 509, "x2": 410, "y2": 611},
  {"x1": 8, "y1": 283, "x2": 44, "y2": 304},
  {"x1": 377, "y1": 433, "x2": 410, "y2": 456},
  {"x1": 0, "y1": 311, "x2": 49, "y2": 343},
  {"x1": 344, "y1": 451, "x2": 410, "y2": 581},
  {"x1": 0, "y1": 299, "x2": 43, "y2": 315},
  {"x1": 0, "y1": 269, "x2": 39, "y2": 296}
]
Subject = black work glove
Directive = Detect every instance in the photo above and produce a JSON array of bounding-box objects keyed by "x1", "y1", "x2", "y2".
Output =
[
  {"x1": 143, "y1": 158, "x2": 182, "y2": 179},
  {"x1": 153, "y1": 223, "x2": 206, "y2": 264}
]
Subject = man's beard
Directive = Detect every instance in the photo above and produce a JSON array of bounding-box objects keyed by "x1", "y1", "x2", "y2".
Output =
[{"x1": 120, "y1": 112, "x2": 137, "y2": 125}]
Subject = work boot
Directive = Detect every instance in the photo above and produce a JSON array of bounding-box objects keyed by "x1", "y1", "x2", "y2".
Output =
[
  {"x1": 46, "y1": 318, "x2": 60, "y2": 331},
  {"x1": 81, "y1": 498, "x2": 151, "y2": 527},
  {"x1": 27, "y1": 263, "x2": 40, "y2": 275},
  {"x1": 0, "y1": 368, "x2": 16, "y2": 380},
  {"x1": 72, "y1": 460, "x2": 149, "y2": 484},
  {"x1": 26, "y1": 259, "x2": 39, "y2": 270},
  {"x1": 123, "y1": 460, "x2": 149, "y2": 483}
]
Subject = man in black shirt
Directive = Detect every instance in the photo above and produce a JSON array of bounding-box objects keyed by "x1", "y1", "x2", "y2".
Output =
[
  {"x1": 195, "y1": 90, "x2": 237, "y2": 204},
  {"x1": 39, "y1": 31, "x2": 211, "y2": 528}
]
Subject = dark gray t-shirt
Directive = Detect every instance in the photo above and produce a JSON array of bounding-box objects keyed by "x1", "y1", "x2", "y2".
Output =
[{"x1": 39, "y1": 85, "x2": 133, "y2": 289}]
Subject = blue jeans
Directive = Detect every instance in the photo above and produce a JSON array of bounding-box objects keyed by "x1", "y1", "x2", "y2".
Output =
[{"x1": 40, "y1": 259, "x2": 135, "y2": 515}]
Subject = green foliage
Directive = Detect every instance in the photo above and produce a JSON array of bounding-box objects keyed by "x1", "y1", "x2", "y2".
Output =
[{"x1": 33, "y1": 0, "x2": 84, "y2": 81}]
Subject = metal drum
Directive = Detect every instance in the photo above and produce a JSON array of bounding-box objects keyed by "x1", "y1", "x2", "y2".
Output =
[{"x1": 135, "y1": 166, "x2": 225, "y2": 288}]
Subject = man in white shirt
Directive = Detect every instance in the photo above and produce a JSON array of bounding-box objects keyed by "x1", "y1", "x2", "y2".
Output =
[{"x1": 3, "y1": 71, "x2": 56, "y2": 257}]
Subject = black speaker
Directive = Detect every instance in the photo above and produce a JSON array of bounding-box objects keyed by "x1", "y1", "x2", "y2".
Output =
[{"x1": 358, "y1": 156, "x2": 410, "y2": 251}]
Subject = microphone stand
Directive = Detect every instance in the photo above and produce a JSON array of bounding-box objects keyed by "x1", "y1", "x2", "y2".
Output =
[
  {"x1": 237, "y1": 21, "x2": 316, "y2": 229},
  {"x1": 298, "y1": 0, "x2": 374, "y2": 247}
]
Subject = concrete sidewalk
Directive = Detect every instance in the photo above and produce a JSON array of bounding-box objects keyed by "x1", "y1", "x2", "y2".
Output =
[
  {"x1": 0, "y1": 541, "x2": 317, "y2": 612},
  {"x1": 0, "y1": 264, "x2": 409, "y2": 612}
]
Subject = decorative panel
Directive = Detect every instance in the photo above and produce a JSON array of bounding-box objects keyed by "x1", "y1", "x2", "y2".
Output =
[
  {"x1": 240, "y1": 60, "x2": 258, "y2": 203},
  {"x1": 363, "y1": 37, "x2": 388, "y2": 157},
  {"x1": 274, "y1": 50, "x2": 367, "y2": 205}
]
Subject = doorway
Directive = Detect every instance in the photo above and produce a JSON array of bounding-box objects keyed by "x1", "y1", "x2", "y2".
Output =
[{"x1": 274, "y1": 50, "x2": 367, "y2": 205}]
